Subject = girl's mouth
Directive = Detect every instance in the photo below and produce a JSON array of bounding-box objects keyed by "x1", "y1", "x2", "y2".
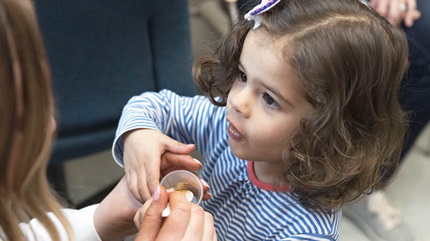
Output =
[{"x1": 227, "y1": 122, "x2": 243, "y2": 140}]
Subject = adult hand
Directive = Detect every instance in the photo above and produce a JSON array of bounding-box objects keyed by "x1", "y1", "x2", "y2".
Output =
[
  {"x1": 123, "y1": 129, "x2": 207, "y2": 202},
  {"x1": 134, "y1": 186, "x2": 217, "y2": 241},
  {"x1": 93, "y1": 176, "x2": 141, "y2": 241},
  {"x1": 369, "y1": 0, "x2": 421, "y2": 27}
]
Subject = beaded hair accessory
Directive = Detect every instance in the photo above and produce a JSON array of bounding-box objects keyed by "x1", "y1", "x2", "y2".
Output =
[{"x1": 244, "y1": 0, "x2": 282, "y2": 29}]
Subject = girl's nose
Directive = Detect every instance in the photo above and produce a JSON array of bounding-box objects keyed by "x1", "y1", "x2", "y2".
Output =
[{"x1": 230, "y1": 88, "x2": 251, "y2": 118}]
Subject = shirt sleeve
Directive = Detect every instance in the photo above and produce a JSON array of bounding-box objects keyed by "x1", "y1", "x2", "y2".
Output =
[
  {"x1": 19, "y1": 204, "x2": 101, "y2": 241},
  {"x1": 111, "y1": 89, "x2": 221, "y2": 166}
]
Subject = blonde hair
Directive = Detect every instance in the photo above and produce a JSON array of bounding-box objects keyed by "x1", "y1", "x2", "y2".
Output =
[{"x1": 0, "y1": 0, "x2": 73, "y2": 240}]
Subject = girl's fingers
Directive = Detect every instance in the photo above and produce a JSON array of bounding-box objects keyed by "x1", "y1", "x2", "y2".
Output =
[
  {"x1": 164, "y1": 140, "x2": 196, "y2": 155},
  {"x1": 161, "y1": 152, "x2": 202, "y2": 170},
  {"x1": 202, "y1": 192, "x2": 212, "y2": 201},
  {"x1": 200, "y1": 178, "x2": 211, "y2": 201},
  {"x1": 144, "y1": 167, "x2": 161, "y2": 199},
  {"x1": 125, "y1": 169, "x2": 145, "y2": 203}
]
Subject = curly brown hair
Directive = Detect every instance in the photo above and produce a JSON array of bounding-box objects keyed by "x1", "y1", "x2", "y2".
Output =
[{"x1": 193, "y1": 0, "x2": 409, "y2": 210}]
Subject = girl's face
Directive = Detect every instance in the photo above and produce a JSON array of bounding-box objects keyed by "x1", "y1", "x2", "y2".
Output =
[{"x1": 226, "y1": 30, "x2": 312, "y2": 168}]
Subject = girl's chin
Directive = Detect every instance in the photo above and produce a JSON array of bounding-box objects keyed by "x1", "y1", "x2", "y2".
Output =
[{"x1": 228, "y1": 140, "x2": 248, "y2": 160}]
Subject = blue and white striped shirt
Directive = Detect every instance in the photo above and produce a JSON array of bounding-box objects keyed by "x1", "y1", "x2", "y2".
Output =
[{"x1": 112, "y1": 89, "x2": 341, "y2": 241}]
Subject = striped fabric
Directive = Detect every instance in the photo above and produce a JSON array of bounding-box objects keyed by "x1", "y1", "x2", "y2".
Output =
[{"x1": 112, "y1": 89, "x2": 341, "y2": 241}]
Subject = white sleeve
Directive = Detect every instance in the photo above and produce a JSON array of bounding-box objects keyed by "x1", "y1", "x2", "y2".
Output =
[{"x1": 19, "y1": 204, "x2": 101, "y2": 241}]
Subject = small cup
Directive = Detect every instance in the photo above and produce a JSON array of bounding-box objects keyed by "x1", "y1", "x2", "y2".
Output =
[{"x1": 160, "y1": 170, "x2": 203, "y2": 205}]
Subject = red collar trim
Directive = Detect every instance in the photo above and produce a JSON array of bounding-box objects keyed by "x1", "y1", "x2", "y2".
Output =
[{"x1": 247, "y1": 161, "x2": 290, "y2": 192}]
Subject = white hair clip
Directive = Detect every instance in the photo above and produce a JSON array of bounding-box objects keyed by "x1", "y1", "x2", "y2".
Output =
[{"x1": 244, "y1": 0, "x2": 282, "y2": 29}]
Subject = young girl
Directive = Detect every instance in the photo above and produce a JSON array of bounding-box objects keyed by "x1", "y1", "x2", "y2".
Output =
[{"x1": 113, "y1": 0, "x2": 409, "y2": 239}]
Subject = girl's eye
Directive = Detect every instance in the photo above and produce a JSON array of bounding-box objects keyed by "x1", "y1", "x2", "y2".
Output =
[
  {"x1": 239, "y1": 71, "x2": 247, "y2": 82},
  {"x1": 263, "y1": 93, "x2": 279, "y2": 109}
]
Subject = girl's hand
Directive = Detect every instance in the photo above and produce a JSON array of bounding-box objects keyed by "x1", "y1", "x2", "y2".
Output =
[
  {"x1": 123, "y1": 129, "x2": 203, "y2": 202},
  {"x1": 369, "y1": 0, "x2": 421, "y2": 27},
  {"x1": 134, "y1": 186, "x2": 218, "y2": 241}
]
